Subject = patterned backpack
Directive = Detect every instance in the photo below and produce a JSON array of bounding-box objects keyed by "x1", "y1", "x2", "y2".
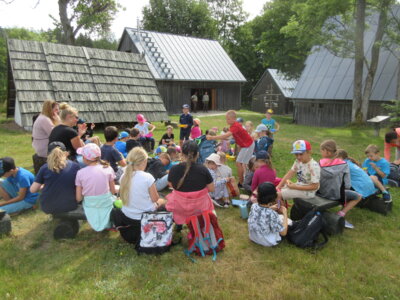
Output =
[
  {"x1": 136, "y1": 211, "x2": 174, "y2": 254},
  {"x1": 185, "y1": 210, "x2": 225, "y2": 261}
]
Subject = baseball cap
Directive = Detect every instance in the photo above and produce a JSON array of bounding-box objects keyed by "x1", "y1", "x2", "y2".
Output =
[
  {"x1": 0, "y1": 157, "x2": 15, "y2": 176},
  {"x1": 256, "y1": 150, "x2": 269, "y2": 160},
  {"x1": 266, "y1": 109, "x2": 274, "y2": 114},
  {"x1": 155, "y1": 146, "x2": 167, "y2": 154},
  {"x1": 255, "y1": 124, "x2": 268, "y2": 133},
  {"x1": 236, "y1": 117, "x2": 244, "y2": 123},
  {"x1": 77, "y1": 118, "x2": 86, "y2": 125},
  {"x1": 77, "y1": 143, "x2": 101, "y2": 161},
  {"x1": 119, "y1": 131, "x2": 129, "y2": 139},
  {"x1": 291, "y1": 140, "x2": 312, "y2": 154},
  {"x1": 205, "y1": 153, "x2": 222, "y2": 166},
  {"x1": 182, "y1": 104, "x2": 190, "y2": 109},
  {"x1": 48, "y1": 141, "x2": 67, "y2": 154}
]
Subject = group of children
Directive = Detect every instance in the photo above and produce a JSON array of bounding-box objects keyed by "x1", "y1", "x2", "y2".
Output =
[{"x1": 0, "y1": 106, "x2": 396, "y2": 250}]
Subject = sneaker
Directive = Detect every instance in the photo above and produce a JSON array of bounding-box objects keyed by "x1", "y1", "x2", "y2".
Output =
[
  {"x1": 212, "y1": 199, "x2": 223, "y2": 208},
  {"x1": 383, "y1": 192, "x2": 392, "y2": 203},
  {"x1": 223, "y1": 202, "x2": 230, "y2": 208},
  {"x1": 344, "y1": 220, "x2": 354, "y2": 229}
]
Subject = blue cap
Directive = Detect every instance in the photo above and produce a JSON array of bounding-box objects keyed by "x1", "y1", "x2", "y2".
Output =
[
  {"x1": 119, "y1": 132, "x2": 129, "y2": 139},
  {"x1": 182, "y1": 104, "x2": 190, "y2": 109},
  {"x1": 256, "y1": 150, "x2": 269, "y2": 160}
]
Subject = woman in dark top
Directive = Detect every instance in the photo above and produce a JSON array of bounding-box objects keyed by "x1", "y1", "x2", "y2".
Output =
[
  {"x1": 48, "y1": 103, "x2": 86, "y2": 160},
  {"x1": 166, "y1": 141, "x2": 215, "y2": 225}
]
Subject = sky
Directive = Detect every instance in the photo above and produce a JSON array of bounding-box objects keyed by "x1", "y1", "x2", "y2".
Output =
[{"x1": 0, "y1": 0, "x2": 268, "y2": 39}]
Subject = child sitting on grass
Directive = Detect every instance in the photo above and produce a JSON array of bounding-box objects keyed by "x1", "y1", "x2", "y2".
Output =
[
  {"x1": 205, "y1": 153, "x2": 232, "y2": 208},
  {"x1": 191, "y1": 118, "x2": 202, "y2": 139},
  {"x1": 126, "y1": 128, "x2": 142, "y2": 154},
  {"x1": 115, "y1": 131, "x2": 129, "y2": 158},
  {"x1": 219, "y1": 127, "x2": 230, "y2": 153},
  {"x1": 248, "y1": 182, "x2": 288, "y2": 247},
  {"x1": 0, "y1": 157, "x2": 38, "y2": 214},
  {"x1": 75, "y1": 143, "x2": 116, "y2": 231},
  {"x1": 100, "y1": 126, "x2": 127, "y2": 182},
  {"x1": 251, "y1": 150, "x2": 276, "y2": 192},
  {"x1": 243, "y1": 157, "x2": 256, "y2": 193},
  {"x1": 362, "y1": 144, "x2": 391, "y2": 202},
  {"x1": 135, "y1": 114, "x2": 156, "y2": 151},
  {"x1": 276, "y1": 140, "x2": 320, "y2": 203},
  {"x1": 254, "y1": 124, "x2": 274, "y2": 155},
  {"x1": 217, "y1": 152, "x2": 232, "y2": 179},
  {"x1": 160, "y1": 125, "x2": 175, "y2": 147},
  {"x1": 318, "y1": 140, "x2": 362, "y2": 229},
  {"x1": 146, "y1": 152, "x2": 170, "y2": 191}
]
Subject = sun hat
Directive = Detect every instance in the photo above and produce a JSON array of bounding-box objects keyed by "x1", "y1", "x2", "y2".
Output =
[
  {"x1": 48, "y1": 141, "x2": 67, "y2": 155},
  {"x1": 267, "y1": 109, "x2": 274, "y2": 114},
  {"x1": 193, "y1": 118, "x2": 201, "y2": 126},
  {"x1": 255, "y1": 124, "x2": 268, "y2": 133},
  {"x1": 136, "y1": 114, "x2": 146, "y2": 123},
  {"x1": 182, "y1": 104, "x2": 190, "y2": 109},
  {"x1": 0, "y1": 157, "x2": 15, "y2": 176},
  {"x1": 256, "y1": 150, "x2": 269, "y2": 160},
  {"x1": 291, "y1": 140, "x2": 312, "y2": 154},
  {"x1": 119, "y1": 131, "x2": 129, "y2": 139},
  {"x1": 205, "y1": 153, "x2": 222, "y2": 166},
  {"x1": 77, "y1": 143, "x2": 101, "y2": 161}
]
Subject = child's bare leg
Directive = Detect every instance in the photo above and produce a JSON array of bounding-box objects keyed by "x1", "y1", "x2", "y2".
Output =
[
  {"x1": 0, "y1": 186, "x2": 11, "y2": 201},
  {"x1": 236, "y1": 161, "x2": 244, "y2": 184},
  {"x1": 370, "y1": 175, "x2": 387, "y2": 192},
  {"x1": 341, "y1": 196, "x2": 362, "y2": 214}
]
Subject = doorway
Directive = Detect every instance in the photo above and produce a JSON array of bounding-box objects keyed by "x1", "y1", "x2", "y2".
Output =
[{"x1": 190, "y1": 88, "x2": 216, "y2": 112}]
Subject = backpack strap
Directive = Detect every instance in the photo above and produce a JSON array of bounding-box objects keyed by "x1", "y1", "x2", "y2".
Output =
[
  {"x1": 201, "y1": 211, "x2": 223, "y2": 261},
  {"x1": 312, "y1": 231, "x2": 329, "y2": 249}
]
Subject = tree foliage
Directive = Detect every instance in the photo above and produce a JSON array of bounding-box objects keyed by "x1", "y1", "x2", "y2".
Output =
[{"x1": 142, "y1": 0, "x2": 217, "y2": 39}]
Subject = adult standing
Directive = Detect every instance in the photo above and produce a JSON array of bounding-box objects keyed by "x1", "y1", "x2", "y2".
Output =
[
  {"x1": 191, "y1": 91, "x2": 198, "y2": 113},
  {"x1": 31, "y1": 100, "x2": 61, "y2": 174},
  {"x1": 166, "y1": 141, "x2": 215, "y2": 225},
  {"x1": 48, "y1": 103, "x2": 86, "y2": 161},
  {"x1": 202, "y1": 91, "x2": 209, "y2": 113}
]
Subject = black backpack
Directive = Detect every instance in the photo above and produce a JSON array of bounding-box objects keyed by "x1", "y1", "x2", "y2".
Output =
[{"x1": 287, "y1": 209, "x2": 328, "y2": 249}]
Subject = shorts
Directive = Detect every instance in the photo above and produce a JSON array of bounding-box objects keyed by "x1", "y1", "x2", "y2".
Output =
[
  {"x1": 280, "y1": 187, "x2": 316, "y2": 201},
  {"x1": 180, "y1": 129, "x2": 191, "y2": 141},
  {"x1": 344, "y1": 190, "x2": 361, "y2": 203},
  {"x1": 236, "y1": 142, "x2": 255, "y2": 164}
]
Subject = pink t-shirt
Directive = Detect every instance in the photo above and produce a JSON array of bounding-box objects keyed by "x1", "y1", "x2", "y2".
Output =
[
  {"x1": 32, "y1": 114, "x2": 55, "y2": 157},
  {"x1": 251, "y1": 164, "x2": 277, "y2": 192},
  {"x1": 191, "y1": 126, "x2": 201, "y2": 139},
  {"x1": 75, "y1": 164, "x2": 115, "y2": 196}
]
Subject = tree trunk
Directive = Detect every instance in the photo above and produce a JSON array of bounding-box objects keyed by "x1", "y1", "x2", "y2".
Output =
[
  {"x1": 352, "y1": 0, "x2": 365, "y2": 124},
  {"x1": 361, "y1": 0, "x2": 391, "y2": 121},
  {"x1": 397, "y1": 62, "x2": 400, "y2": 100},
  {"x1": 58, "y1": 0, "x2": 75, "y2": 45}
]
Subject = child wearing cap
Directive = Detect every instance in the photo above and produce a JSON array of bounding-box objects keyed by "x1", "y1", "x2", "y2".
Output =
[
  {"x1": 0, "y1": 157, "x2": 39, "y2": 214},
  {"x1": 30, "y1": 142, "x2": 80, "y2": 215},
  {"x1": 75, "y1": 143, "x2": 117, "y2": 231},
  {"x1": 251, "y1": 150, "x2": 277, "y2": 192},
  {"x1": 261, "y1": 109, "x2": 280, "y2": 133},
  {"x1": 179, "y1": 104, "x2": 193, "y2": 147},
  {"x1": 160, "y1": 125, "x2": 175, "y2": 147},
  {"x1": 115, "y1": 131, "x2": 129, "y2": 158},
  {"x1": 207, "y1": 110, "x2": 255, "y2": 186},
  {"x1": 276, "y1": 140, "x2": 321, "y2": 203},
  {"x1": 254, "y1": 124, "x2": 274, "y2": 155},
  {"x1": 134, "y1": 114, "x2": 156, "y2": 151},
  {"x1": 190, "y1": 118, "x2": 202, "y2": 139},
  {"x1": 205, "y1": 153, "x2": 232, "y2": 208}
]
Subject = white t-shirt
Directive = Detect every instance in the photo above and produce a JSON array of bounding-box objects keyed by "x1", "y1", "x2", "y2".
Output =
[
  {"x1": 134, "y1": 122, "x2": 150, "y2": 136},
  {"x1": 121, "y1": 170, "x2": 156, "y2": 220},
  {"x1": 291, "y1": 158, "x2": 321, "y2": 185}
]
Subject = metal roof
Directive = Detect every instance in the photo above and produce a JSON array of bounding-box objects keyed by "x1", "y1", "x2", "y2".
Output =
[
  {"x1": 292, "y1": 6, "x2": 400, "y2": 101},
  {"x1": 123, "y1": 28, "x2": 246, "y2": 82},
  {"x1": 267, "y1": 69, "x2": 297, "y2": 98},
  {"x1": 8, "y1": 39, "x2": 168, "y2": 129}
]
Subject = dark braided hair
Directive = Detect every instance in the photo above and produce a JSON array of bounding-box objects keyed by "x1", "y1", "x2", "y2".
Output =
[{"x1": 177, "y1": 141, "x2": 199, "y2": 190}]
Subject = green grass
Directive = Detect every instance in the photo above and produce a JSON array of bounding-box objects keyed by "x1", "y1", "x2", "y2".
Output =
[{"x1": 0, "y1": 111, "x2": 400, "y2": 299}]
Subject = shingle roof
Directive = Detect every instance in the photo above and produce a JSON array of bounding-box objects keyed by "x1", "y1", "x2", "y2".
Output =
[
  {"x1": 292, "y1": 6, "x2": 400, "y2": 101},
  {"x1": 122, "y1": 28, "x2": 246, "y2": 82},
  {"x1": 8, "y1": 39, "x2": 168, "y2": 129}
]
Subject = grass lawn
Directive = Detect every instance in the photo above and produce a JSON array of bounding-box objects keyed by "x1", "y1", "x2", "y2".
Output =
[{"x1": 0, "y1": 111, "x2": 399, "y2": 300}]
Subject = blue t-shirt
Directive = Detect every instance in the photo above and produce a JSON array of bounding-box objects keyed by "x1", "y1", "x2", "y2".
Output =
[
  {"x1": 101, "y1": 144, "x2": 123, "y2": 172},
  {"x1": 35, "y1": 161, "x2": 80, "y2": 214},
  {"x1": 255, "y1": 136, "x2": 274, "y2": 154},
  {"x1": 6, "y1": 167, "x2": 38, "y2": 205},
  {"x1": 261, "y1": 118, "x2": 276, "y2": 131},
  {"x1": 362, "y1": 157, "x2": 390, "y2": 185},
  {"x1": 345, "y1": 160, "x2": 376, "y2": 198},
  {"x1": 115, "y1": 141, "x2": 127, "y2": 158}
]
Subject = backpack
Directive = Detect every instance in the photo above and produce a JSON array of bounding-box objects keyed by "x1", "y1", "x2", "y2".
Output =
[
  {"x1": 136, "y1": 211, "x2": 174, "y2": 254},
  {"x1": 318, "y1": 159, "x2": 348, "y2": 202},
  {"x1": 388, "y1": 163, "x2": 400, "y2": 184},
  {"x1": 196, "y1": 135, "x2": 217, "y2": 164},
  {"x1": 185, "y1": 210, "x2": 225, "y2": 261},
  {"x1": 287, "y1": 209, "x2": 328, "y2": 249}
]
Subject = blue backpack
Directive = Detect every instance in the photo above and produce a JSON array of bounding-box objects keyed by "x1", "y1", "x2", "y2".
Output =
[{"x1": 196, "y1": 135, "x2": 217, "y2": 164}]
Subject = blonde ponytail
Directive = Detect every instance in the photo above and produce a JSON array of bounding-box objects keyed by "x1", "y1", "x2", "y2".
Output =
[{"x1": 47, "y1": 147, "x2": 68, "y2": 173}]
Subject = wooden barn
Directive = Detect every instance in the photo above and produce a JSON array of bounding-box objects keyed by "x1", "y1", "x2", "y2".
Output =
[
  {"x1": 292, "y1": 8, "x2": 399, "y2": 127},
  {"x1": 118, "y1": 28, "x2": 246, "y2": 113},
  {"x1": 6, "y1": 39, "x2": 168, "y2": 130},
  {"x1": 250, "y1": 68, "x2": 297, "y2": 114}
]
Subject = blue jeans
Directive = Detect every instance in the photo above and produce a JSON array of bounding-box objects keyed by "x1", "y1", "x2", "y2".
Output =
[
  {"x1": 155, "y1": 175, "x2": 169, "y2": 191},
  {"x1": 0, "y1": 179, "x2": 34, "y2": 214}
]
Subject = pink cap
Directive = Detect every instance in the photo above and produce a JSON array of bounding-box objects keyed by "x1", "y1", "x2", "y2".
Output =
[
  {"x1": 136, "y1": 114, "x2": 146, "y2": 123},
  {"x1": 77, "y1": 143, "x2": 101, "y2": 161}
]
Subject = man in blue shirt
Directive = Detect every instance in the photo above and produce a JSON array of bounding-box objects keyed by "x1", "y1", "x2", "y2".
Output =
[
  {"x1": 0, "y1": 157, "x2": 38, "y2": 214},
  {"x1": 179, "y1": 104, "x2": 193, "y2": 147}
]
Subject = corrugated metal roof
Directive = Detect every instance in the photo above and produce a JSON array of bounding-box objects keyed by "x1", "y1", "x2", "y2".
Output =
[
  {"x1": 267, "y1": 69, "x2": 297, "y2": 98},
  {"x1": 8, "y1": 39, "x2": 168, "y2": 129},
  {"x1": 292, "y1": 6, "x2": 400, "y2": 101},
  {"x1": 123, "y1": 28, "x2": 246, "y2": 82}
]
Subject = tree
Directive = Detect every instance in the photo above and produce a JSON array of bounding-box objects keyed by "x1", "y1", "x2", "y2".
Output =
[
  {"x1": 142, "y1": 0, "x2": 217, "y2": 39},
  {"x1": 52, "y1": 0, "x2": 120, "y2": 45},
  {"x1": 206, "y1": 0, "x2": 248, "y2": 46}
]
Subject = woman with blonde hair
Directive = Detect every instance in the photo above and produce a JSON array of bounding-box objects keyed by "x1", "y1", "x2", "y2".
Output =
[
  {"x1": 48, "y1": 103, "x2": 86, "y2": 160},
  {"x1": 32, "y1": 100, "x2": 61, "y2": 173},
  {"x1": 30, "y1": 142, "x2": 80, "y2": 214},
  {"x1": 113, "y1": 147, "x2": 165, "y2": 244}
]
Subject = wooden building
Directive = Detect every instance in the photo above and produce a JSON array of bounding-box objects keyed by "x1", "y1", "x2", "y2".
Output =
[
  {"x1": 118, "y1": 28, "x2": 246, "y2": 114},
  {"x1": 292, "y1": 8, "x2": 399, "y2": 127},
  {"x1": 7, "y1": 39, "x2": 168, "y2": 130},
  {"x1": 250, "y1": 68, "x2": 297, "y2": 114}
]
